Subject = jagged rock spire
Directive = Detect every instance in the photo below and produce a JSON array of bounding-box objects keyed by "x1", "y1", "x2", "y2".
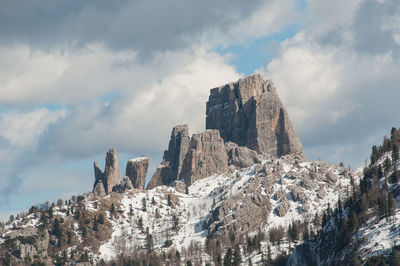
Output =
[{"x1": 93, "y1": 148, "x2": 121, "y2": 195}]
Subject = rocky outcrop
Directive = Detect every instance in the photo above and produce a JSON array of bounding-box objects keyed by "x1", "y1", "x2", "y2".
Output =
[
  {"x1": 206, "y1": 74, "x2": 303, "y2": 158},
  {"x1": 207, "y1": 189, "x2": 271, "y2": 236},
  {"x1": 225, "y1": 141, "x2": 261, "y2": 168},
  {"x1": 147, "y1": 165, "x2": 172, "y2": 190},
  {"x1": 275, "y1": 199, "x2": 290, "y2": 217},
  {"x1": 165, "y1": 125, "x2": 190, "y2": 179},
  {"x1": 93, "y1": 148, "x2": 121, "y2": 194},
  {"x1": 180, "y1": 130, "x2": 229, "y2": 186},
  {"x1": 93, "y1": 180, "x2": 106, "y2": 197},
  {"x1": 147, "y1": 125, "x2": 190, "y2": 189},
  {"x1": 125, "y1": 157, "x2": 150, "y2": 190}
]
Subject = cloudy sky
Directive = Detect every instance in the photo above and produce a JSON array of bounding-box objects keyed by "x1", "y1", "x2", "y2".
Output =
[{"x1": 1, "y1": 0, "x2": 400, "y2": 220}]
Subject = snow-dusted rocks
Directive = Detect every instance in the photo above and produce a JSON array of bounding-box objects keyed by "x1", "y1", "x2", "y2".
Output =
[
  {"x1": 275, "y1": 198, "x2": 291, "y2": 217},
  {"x1": 206, "y1": 74, "x2": 303, "y2": 157}
]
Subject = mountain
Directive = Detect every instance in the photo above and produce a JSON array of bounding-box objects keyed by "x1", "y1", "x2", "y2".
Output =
[
  {"x1": 0, "y1": 74, "x2": 395, "y2": 266},
  {"x1": 288, "y1": 127, "x2": 400, "y2": 266}
]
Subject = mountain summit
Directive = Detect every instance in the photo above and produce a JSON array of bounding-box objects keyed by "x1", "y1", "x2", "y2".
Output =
[
  {"x1": 206, "y1": 74, "x2": 303, "y2": 157},
  {"x1": 147, "y1": 74, "x2": 303, "y2": 190}
]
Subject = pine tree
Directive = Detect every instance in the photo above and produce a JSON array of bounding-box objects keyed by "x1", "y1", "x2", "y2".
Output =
[
  {"x1": 142, "y1": 198, "x2": 147, "y2": 212},
  {"x1": 388, "y1": 193, "x2": 396, "y2": 217},
  {"x1": 233, "y1": 245, "x2": 241, "y2": 266},
  {"x1": 93, "y1": 216, "x2": 98, "y2": 231},
  {"x1": 223, "y1": 248, "x2": 232, "y2": 266},
  {"x1": 371, "y1": 145, "x2": 379, "y2": 165},
  {"x1": 168, "y1": 194, "x2": 172, "y2": 206},
  {"x1": 392, "y1": 145, "x2": 399, "y2": 162}
]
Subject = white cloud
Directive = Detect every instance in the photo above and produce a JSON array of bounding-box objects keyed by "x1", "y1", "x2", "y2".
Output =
[
  {"x1": 0, "y1": 108, "x2": 66, "y2": 147},
  {"x1": 259, "y1": 0, "x2": 400, "y2": 167},
  {"x1": 39, "y1": 48, "x2": 240, "y2": 157}
]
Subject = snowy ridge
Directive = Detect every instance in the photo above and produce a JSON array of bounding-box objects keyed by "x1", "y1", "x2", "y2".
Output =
[{"x1": 86, "y1": 155, "x2": 361, "y2": 263}]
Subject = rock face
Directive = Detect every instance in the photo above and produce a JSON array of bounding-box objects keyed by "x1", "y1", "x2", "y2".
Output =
[
  {"x1": 206, "y1": 183, "x2": 271, "y2": 236},
  {"x1": 225, "y1": 141, "x2": 261, "y2": 168},
  {"x1": 180, "y1": 130, "x2": 229, "y2": 186},
  {"x1": 93, "y1": 148, "x2": 121, "y2": 194},
  {"x1": 125, "y1": 157, "x2": 150, "y2": 190},
  {"x1": 165, "y1": 125, "x2": 191, "y2": 180},
  {"x1": 275, "y1": 199, "x2": 290, "y2": 217},
  {"x1": 146, "y1": 165, "x2": 172, "y2": 190},
  {"x1": 93, "y1": 180, "x2": 106, "y2": 197},
  {"x1": 147, "y1": 125, "x2": 190, "y2": 189},
  {"x1": 206, "y1": 74, "x2": 303, "y2": 158}
]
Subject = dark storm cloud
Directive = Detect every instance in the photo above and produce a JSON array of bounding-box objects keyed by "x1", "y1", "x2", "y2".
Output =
[{"x1": 0, "y1": 0, "x2": 263, "y2": 55}]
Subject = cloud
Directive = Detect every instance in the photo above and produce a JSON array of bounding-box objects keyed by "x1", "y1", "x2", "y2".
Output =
[
  {"x1": 0, "y1": 108, "x2": 66, "y2": 208},
  {"x1": 0, "y1": 0, "x2": 298, "y2": 57},
  {"x1": 260, "y1": 0, "x2": 400, "y2": 166},
  {"x1": 38, "y1": 48, "x2": 240, "y2": 158},
  {"x1": 0, "y1": 108, "x2": 66, "y2": 147}
]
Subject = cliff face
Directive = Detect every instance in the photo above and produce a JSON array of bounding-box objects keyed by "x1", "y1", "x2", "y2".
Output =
[
  {"x1": 125, "y1": 157, "x2": 150, "y2": 190},
  {"x1": 93, "y1": 148, "x2": 121, "y2": 194},
  {"x1": 146, "y1": 125, "x2": 190, "y2": 189},
  {"x1": 179, "y1": 129, "x2": 228, "y2": 186},
  {"x1": 206, "y1": 74, "x2": 303, "y2": 157}
]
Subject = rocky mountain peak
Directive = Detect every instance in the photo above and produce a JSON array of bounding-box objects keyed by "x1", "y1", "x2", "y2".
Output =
[{"x1": 206, "y1": 74, "x2": 303, "y2": 157}]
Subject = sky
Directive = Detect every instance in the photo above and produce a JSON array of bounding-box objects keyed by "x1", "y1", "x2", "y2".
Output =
[{"x1": 1, "y1": 0, "x2": 400, "y2": 220}]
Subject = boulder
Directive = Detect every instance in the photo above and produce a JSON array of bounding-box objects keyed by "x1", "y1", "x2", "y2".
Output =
[
  {"x1": 180, "y1": 130, "x2": 229, "y2": 186},
  {"x1": 225, "y1": 141, "x2": 261, "y2": 168},
  {"x1": 274, "y1": 189, "x2": 286, "y2": 201},
  {"x1": 125, "y1": 157, "x2": 150, "y2": 190},
  {"x1": 275, "y1": 199, "x2": 290, "y2": 217},
  {"x1": 325, "y1": 172, "x2": 338, "y2": 185},
  {"x1": 206, "y1": 74, "x2": 303, "y2": 157},
  {"x1": 291, "y1": 187, "x2": 307, "y2": 203}
]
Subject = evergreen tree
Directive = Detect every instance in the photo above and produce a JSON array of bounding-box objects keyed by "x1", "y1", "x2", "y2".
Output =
[
  {"x1": 388, "y1": 193, "x2": 396, "y2": 217},
  {"x1": 392, "y1": 145, "x2": 399, "y2": 162},
  {"x1": 168, "y1": 194, "x2": 172, "y2": 206},
  {"x1": 98, "y1": 214, "x2": 104, "y2": 224},
  {"x1": 110, "y1": 203, "x2": 115, "y2": 213},
  {"x1": 93, "y1": 216, "x2": 98, "y2": 231},
  {"x1": 142, "y1": 198, "x2": 147, "y2": 212},
  {"x1": 233, "y1": 245, "x2": 241, "y2": 265},
  {"x1": 223, "y1": 248, "x2": 232, "y2": 266},
  {"x1": 371, "y1": 145, "x2": 379, "y2": 165}
]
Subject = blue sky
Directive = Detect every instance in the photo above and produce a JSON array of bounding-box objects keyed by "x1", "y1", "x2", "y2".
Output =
[{"x1": 1, "y1": 0, "x2": 400, "y2": 221}]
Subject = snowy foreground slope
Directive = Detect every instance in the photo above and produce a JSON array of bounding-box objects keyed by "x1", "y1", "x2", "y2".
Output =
[
  {"x1": 88, "y1": 154, "x2": 361, "y2": 264},
  {"x1": 0, "y1": 154, "x2": 362, "y2": 265},
  {"x1": 288, "y1": 151, "x2": 400, "y2": 266}
]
